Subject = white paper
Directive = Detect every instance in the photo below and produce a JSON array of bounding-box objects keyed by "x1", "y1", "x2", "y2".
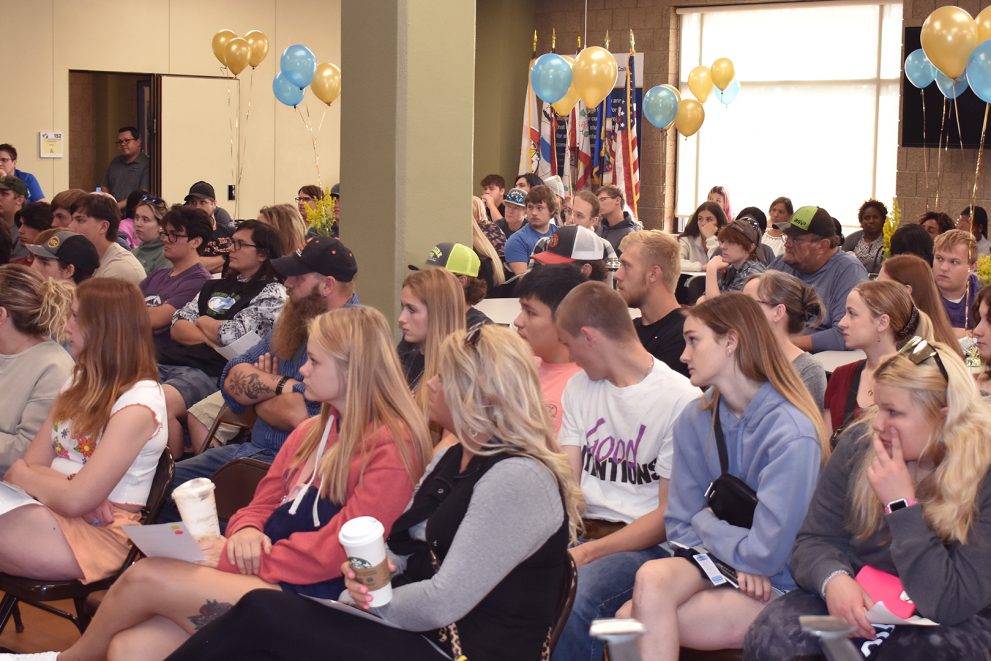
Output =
[
  {"x1": 866, "y1": 602, "x2": 938, "y2": 627},
  {"x1": 123, "y1": 522, "x2": 206, "y2": 562},
  {"x1": 215, "y1": 331, "x2": 262, "y2": 361},
  {"x1": 0, "y1": 481, "x2": 42, "y2": 516}
]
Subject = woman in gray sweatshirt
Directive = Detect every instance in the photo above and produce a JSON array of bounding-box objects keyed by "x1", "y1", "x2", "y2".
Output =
[{"x1": 745, "y1": 337, "x2": 991, "y2": 660}]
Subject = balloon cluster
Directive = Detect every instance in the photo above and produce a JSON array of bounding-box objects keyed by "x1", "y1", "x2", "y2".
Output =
[
  {"x1": 530, "y1": 47, "x2": 619, "y2": 113},
  {"x1": 273, "y1": 45, "x2": 342, "y2": 109},
  {"x1": 907, "y1": 6, "x2": 991, "y2": 104},
  {"x1": 211, "y1": 29, "x2": 270, "y2": 76},
  {"x1": 640, "y1": 57, "x2": 737, "y2": 138}
]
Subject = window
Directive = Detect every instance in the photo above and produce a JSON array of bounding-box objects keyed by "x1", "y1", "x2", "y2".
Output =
[{"x1": 675, "y1": 1, "x2": 903, "y2": 229}]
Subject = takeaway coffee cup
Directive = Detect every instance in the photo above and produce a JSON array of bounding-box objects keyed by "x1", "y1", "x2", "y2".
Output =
[
  {"x1": 339, "y1": 516, "x2": 393, "y2": 606},
  {"x1": 172, "y1": 477, "x2": 221, "y2": 540}
]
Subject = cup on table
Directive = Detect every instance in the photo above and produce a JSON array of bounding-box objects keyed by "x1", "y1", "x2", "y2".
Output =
[
  {"x1": 339, "y1": 516, "x2": 393, "y2": 606},
  {"x1": 171, "y1": 477, "x2": 221, "y2": 540}
]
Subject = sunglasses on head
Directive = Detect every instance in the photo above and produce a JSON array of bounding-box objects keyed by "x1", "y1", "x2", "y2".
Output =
[
  {"x1": 464, "y1": 323, "x2": 485, "y2": 348},
  {"x1": 141, "y1": 195, "x2": 166, "y2": 207},
  {"x1": 898, "y1": 336, "x2": 949, "y2": 383}
]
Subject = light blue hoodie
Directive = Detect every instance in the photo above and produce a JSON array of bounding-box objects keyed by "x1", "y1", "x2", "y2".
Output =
[{"x1": 665, "y1": 382, "x2": 821, "y2": 591}]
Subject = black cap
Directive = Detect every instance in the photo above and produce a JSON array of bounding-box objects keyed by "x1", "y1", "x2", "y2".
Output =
[
  {"x1": 780, "y1": 206, "x2": 837, "y2": 238},
  {"x1": 26, "y1": 230, "x2": 100, "y2": 279},
  {"x1": 184, "y1": 181, "x2": 216, "y2": 203},
  {"x1": 330, "y1": 183, "x2": 340, "y2": 198},
  {"x1": 271, "y1": 236, "x2": 357, "y2": 282}
]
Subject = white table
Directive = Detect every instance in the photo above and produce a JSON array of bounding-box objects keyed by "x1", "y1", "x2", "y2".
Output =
[
  {"x1": 475, "y1": 297, "x2": 640, "y2": 327},
  {"x1": 811, "y1": 350, "x2": 865, "y2": 374}
]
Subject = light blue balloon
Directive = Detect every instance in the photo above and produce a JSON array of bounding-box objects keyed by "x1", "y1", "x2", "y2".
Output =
[
  {"x1": 273, "y1": 72, "x2": 305, "y2": 107},
  {"x1": 642, "y1": 85, "x2": 679, "y2": 129},
  {"x1": 967, "y1": 41, "x2": 991, "y2": 104},
  {"x1": 904, "y1": 48, "x2": 936, "y2": 89},
  {"x1": 716, "y1": 79, "x2": 741, "y2": 106},
  {"x1": 936, "y1": 71, "x2": 968, "y2": 99},
  {"x1": 530, "y1": 53, "x2": 573, "y2": 104},
  {"x1": 280, "y1": 44, "x2": 317, "y2": 88}
]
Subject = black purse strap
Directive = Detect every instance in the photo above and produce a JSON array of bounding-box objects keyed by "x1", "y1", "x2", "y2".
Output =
[{"x1": 713, "y1": 397, "x2": 729, "y2": 475}]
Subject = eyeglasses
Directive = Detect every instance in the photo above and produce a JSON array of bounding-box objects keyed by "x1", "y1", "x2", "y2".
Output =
[
  {"x1": 231, "y1": 239, "x2": 258, "y2": 251},
  {"x1": 141, "y1": 195, "x2": 166, "y2": 207},
  {"x1": 295, "y1": 196, "x2": 314, "y2": 203},
  {"x1": 160, "y1": 230, "x2": 188, "y2": 242},
  {"x1": 898, "y1": 336, "x2": 949, "y2": 383},
  {"x1": 783, "y1": 235, "x2": 823, "y2": 246},
  {"x1": 115, "y1": 138, "x2": 135, "y2": 147}
]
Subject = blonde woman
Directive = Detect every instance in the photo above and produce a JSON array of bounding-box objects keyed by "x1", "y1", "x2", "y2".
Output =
[
  {"x1": 131, "y1": 195, "x2": 170, "y2": 274},
  {"x1": 27, "y1": 307, "x2": 432, "y2": 661},
  {"x1": 167, "y1": 325, "x2": 582, "y2": 661},
  {"x1": 620, "y1": 293, "x2": 828, "y2": 661},
  {"x1": 258, "y1": 204, "x2": 307, "y2": 257},
  {"x1": 0, "y1": 264, "x2": 74, "y2": 474},
  {"x1": 0, "y1": 279, "x2": 166, "y2": 585},
  {"x1": 397, "y1": 268, "x2": 466, "y2": 405},
  {"x1": 747, "y1": 339, "x2": 991, "y2": 658}
]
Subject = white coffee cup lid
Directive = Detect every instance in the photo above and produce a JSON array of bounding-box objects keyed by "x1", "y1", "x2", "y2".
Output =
[
  {"x1": 173, "y1": 477, "x2": 215, "y2": 495},
  {"x1": 338, "y1": 516, "x2": 385, "y2": 546}
]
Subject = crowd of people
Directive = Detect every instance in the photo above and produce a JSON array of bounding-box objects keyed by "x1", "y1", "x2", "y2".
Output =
[{"x1": 0, "y1": 148, "x2": 989, "y2": 661}]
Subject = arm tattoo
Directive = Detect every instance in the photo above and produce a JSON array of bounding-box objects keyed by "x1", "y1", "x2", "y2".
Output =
[
  {"x1": 189, "y1": 599, "x2": 234, "y2": 630},
  {"x1": 230, "y1": 371, "x2": 274, "y2": 400}
]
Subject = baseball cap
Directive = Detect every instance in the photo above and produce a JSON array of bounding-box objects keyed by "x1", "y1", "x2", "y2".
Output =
[
  {"x1": 408, "y1": 242, "x2": 480, "y2": 277},
  {"x1": 504, "y1": 187, "x2": 527, "y2": 208},
  {"x1": 725, "y1": 218, "x2": 760, "y2": 245},
  {"x1": 184, "y1": 181, "x2": 216, "y2": 203},
  {"x1": 26, "y1": 230, "x2": 100, "y2": 279},
  {"x1": 0, "y1": 176, "x2": 28, "y2": 198},
  {"x1": 271, "y1": 236, "x2": 358, "y2": 281},
  {"x1": 533, "y1": 225, "x2": 603, "y2": 264},
  {"x1": 780, "y1": 206, "x2": 837, "y2": 238},
  {"x1": 330, "y1": 183, "x2": 340, "y2": 198},
  {"x1": 543, "y1": 175, "x2": 566, "y2": 200}
]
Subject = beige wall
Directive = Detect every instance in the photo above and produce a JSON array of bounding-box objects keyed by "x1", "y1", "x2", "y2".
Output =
[{"x1": 2, "y1": 0, "x2": 341, "y2": 216}]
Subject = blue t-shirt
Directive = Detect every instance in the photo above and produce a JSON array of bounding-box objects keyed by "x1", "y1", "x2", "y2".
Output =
[
  {"x1": 14, "y1": 169, "x2": 44, "y2": 204},
  {"x1": 504, "y1": 223, "x2": 557, "y2": 264}
]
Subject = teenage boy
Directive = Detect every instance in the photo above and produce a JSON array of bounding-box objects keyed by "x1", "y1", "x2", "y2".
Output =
[
  {"x1": 933, "y1": 229, "x2": 980, "y2": 333},
  {"x1": 27, "y1": 230, "x2": 100, "y2": 284},
  {"x1": 513, "y1": 264, "x2": 586, "y2": 431},
  {"x1": 497, "y1": 187, "x2": 528, "y2": 238},
  {"x1": 552, "y1": 281, "x2": 700, "y2": 661},
  {"x1": 596, "y1": 185, "x2": 639, "y2": 253},
  {"x1": 184, "y1": 180, "x2": 234, "y2": 273},
  {"x1": 68, "y1": 192, "x2": 146, "y2": 284},
  {"x1": 480, "y1": 173, "x2": 506, "y2": 221},
  {"x1": 0, "y1": 176, "x2": 28, "y2": 260},
  {"x1": 504, "y1": 184, "x2": 557, "y2": 275}
]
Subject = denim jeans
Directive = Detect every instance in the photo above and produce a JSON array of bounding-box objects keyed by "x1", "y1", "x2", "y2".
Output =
[
  {"x1": 156, "y1": 440, "x2": 278, "y2": 525},
  {"x1": 158, "y1": 364, "x2": 220, "y2": 409},
  {"x1": 552, "y1": 543, "x2": 671, "y2": 661}
]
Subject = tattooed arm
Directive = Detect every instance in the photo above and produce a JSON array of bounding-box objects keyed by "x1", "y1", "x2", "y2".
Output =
[{"x1": 223, "y1": 363, "x2": 297, "y2": 406}]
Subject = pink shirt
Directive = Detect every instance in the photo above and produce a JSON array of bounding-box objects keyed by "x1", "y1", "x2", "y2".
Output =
[{"x1": 538, "y1": 359, "x2": 582, "y2": 432}]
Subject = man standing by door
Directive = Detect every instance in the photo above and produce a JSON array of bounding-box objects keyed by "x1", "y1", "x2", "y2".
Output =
[{"x1": 101, "y1": 125, "x2": 149, "y2": 207}]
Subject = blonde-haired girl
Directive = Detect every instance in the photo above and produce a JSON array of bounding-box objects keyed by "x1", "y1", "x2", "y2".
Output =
[
  {"x1": 747, "y1": 339, "x2": 991, "y2": 657},
  {"x1": 32, "y1": 306, "x2": 432, "y2": 661}
]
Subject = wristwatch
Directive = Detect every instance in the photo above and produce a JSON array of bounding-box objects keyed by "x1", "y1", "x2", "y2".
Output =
[{"x1": 884, "y1": 498, "x2": 917, "y2": 514}]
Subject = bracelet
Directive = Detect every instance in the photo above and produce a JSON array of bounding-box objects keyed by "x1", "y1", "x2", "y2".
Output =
[
  {"x1": 820, "y1": 569, "x2": 852, "y2": 599},
  {"x1": 275, "y1": 376, "x2": 290, "y2": 396}
]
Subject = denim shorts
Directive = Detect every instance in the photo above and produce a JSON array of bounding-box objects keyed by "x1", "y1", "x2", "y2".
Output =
[{"x1": 158, "y1": 364, "x2": 219, "y2": 408}]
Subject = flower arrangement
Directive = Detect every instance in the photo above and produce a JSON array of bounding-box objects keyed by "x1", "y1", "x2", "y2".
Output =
[
  {"x1": 305, "y1": 186, "x2": 338, "y2": 237},
  {"x1": 882, "y1": 197, "x2": 900, "y2": 258},
  {"x1": 977, "y1": 255, "x2": 991, "y2": 287}
]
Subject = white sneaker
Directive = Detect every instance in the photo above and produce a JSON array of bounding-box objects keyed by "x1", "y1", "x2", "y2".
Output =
[{"x1": 0, "y1": 653, "x2": 58, "y2": 660}]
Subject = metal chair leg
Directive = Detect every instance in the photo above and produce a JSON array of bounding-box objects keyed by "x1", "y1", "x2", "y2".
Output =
[{"x1": 11, "y1": 602, "x2": 23, "y2": 633}]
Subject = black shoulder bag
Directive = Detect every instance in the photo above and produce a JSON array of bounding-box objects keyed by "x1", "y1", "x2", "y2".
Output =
[{"x1": 703, "y1": 399, "x2": 759, "y2": 529}]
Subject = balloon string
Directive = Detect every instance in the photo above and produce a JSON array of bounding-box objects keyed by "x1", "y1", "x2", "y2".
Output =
[
  {"x1": 972, "y1": 103, "x2": 989, "y2": 214},
  {"x1": 921, "y1": 90, "x2": 929, "y2": 211},
  {"x1": 226, "y1": 80, "x2": 236, "y2": 213},
  {"x1": 297, "y1": 105, "x2": 322, "y2": 189},
  {"x1": 236, "y1": 69, "x2": 255, "y2": 212},
  {"x1": 935, "y1": 96, "x2": 947, "y2": 209},
  {"x1": 317, "y1": 106, "x2": 328, "y2": 135},
  {"x1": 953, "y1": 94, "x2": 965, "y2": 152}
]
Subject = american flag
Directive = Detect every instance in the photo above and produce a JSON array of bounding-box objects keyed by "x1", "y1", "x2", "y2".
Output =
[{"x1": 619, "y1": 49, "x2": 640, "y2": 217}]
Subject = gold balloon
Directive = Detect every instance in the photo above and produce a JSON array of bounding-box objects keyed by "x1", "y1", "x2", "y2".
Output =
[
  {"x1": 552, "y1": 55, "x2": 579, "y2": 116},
  {"x1": 244, "y1": 30, "x2": 270, "y2": 69},
  {"x1": 711, "y1": 58, "x2": 735, "y2": 91},
  {"x1": 573, "y1": 46, "x2": 619, "y2": 108},
  {"x1": 921, "y1": 6, "x2": 978, "y2": 80},
  {"x1": 211, "y1": 29, "x2": 237, "y2": 67},
  {"x1": 225, "y1": 37, "x2": 251, "y2": 76},
  {"x1": 311, "y1": 63, "x2": 342, "y2": 105},
  {"x1": 687, "y1": 66, "x2": 713, "y2": 103},
  {"x1": 661, "y1": 84, "x2": 681, "y2": 102},
  {"x1": 977, "y1": 7, "x2": 991, "y2": 47},
  {"x1": 675, "y1": 99, "x2": 704, "y2": 137}
]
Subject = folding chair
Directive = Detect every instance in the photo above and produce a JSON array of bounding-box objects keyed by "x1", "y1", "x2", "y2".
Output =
[
  {"x1": 0, "y1": 449, "x2": 175, "y2": 634},
  {"x1": 212, "y1": 457, "x2": 270, "y2": 522},
  {"x1": 195, "y1": 403, "x2": 255, "y2": 455},
  {"x1": 548, "y1": 555, "x2": 578, "y2": 652}
]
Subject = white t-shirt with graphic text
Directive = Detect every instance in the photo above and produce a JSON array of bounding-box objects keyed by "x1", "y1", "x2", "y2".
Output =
[{"x1": 559, "y1": 360, "x2": 700, "y2": 524}]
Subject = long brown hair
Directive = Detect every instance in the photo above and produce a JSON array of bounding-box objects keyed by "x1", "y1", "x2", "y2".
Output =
[
  {"x1": 687, "y1": 293, "x2": 830, "y2": 458},
  {"x1": 51, "y1": 279, "x2": 158, "y2": 438},
  {"x1": 258, "y1": 204, "x2": 307, "y2": 256},
  {"x1": 402, "y1": 268, "x2": 466, "y2": 413},
  {"x1": 294, "y1": 307, "x2": 432, "y2": 503},
  {"x1": 881, "y1": 254, "x2": 959, "y2": 349},
  {"x1": 853, "y1": 280, "x2": 936, "y2": 348}
]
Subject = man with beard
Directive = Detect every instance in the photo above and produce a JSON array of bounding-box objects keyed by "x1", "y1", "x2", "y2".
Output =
[
  {"x1": 614, "y1": 230, "x2": 690, "y2": 377},
  {"x1": 159, "y1": 236, "x2": 358, "y2": 523}
]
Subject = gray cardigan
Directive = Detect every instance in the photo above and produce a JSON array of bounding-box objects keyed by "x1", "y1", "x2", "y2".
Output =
[{"x1": 790, "y1": 428, "x2": 991, "y2": 625}]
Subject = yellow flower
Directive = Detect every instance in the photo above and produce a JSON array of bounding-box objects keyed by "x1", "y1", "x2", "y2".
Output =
[
  {"x1": 977, "y1": 255, "x2": 991, "y2": 288},
  {"x1": 305, "y1": 187, "x2": 338, "y2": 237},
  {"x1": 882, "y1": 198, "x2": 900, "y2": 258}
]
